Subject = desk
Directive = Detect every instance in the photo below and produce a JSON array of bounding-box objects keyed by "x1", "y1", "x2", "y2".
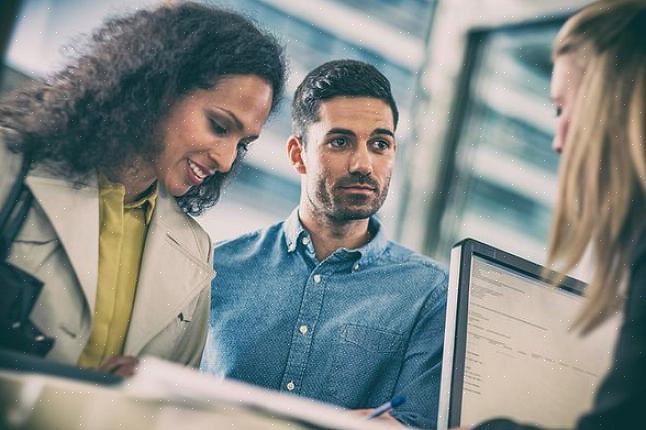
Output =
[
  {"x1": 0, "y1": 359, "x2": 399, "y2": 430},
  {"x1": 0, "y1": 370, "x2": 310, "y2": 430}
]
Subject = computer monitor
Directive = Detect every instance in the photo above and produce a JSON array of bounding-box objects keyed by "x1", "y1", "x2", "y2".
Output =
[{"x1": 438, "y1": 239, "x2": 619, "y2": 429}]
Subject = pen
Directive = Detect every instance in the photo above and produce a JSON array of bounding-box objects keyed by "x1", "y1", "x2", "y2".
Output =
[{"x1": 366, "y1": 394, "x2": 406, "y2": 419}]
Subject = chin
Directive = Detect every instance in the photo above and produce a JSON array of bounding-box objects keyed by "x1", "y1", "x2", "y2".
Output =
[
  {"x1": 333, "y1": 206, "x2": 379, "y2": 221},
  {"x1": 164, "y1": 180, "x2": 191, "y2": 197}
]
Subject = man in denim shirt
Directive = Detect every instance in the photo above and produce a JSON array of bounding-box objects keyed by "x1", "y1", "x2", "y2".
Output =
[{"x1": 201, "y1": 60, "x2": 447, "y2": 428}]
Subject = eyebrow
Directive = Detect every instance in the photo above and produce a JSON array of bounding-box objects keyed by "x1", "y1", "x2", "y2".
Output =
[
  {"x1": 372, "y1": 128, "x2": 395, "y2": 138},
  {"x1": 326, "y1": 128, "x2": 355, "y2": 137},
  {"x1": 325, "y1": 127, "x2": 395, "y2": 137}
]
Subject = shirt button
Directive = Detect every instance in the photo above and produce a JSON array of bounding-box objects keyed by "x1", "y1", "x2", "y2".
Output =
[
  {"x1": 313, "y1": 274, "x2": 322, "y2": 284},
  {"x1": 353, "y1": 263, "x2": 360, "y2": 272},
  {"x1": 286, "y1": 381, "x2": 295, "y2": 391},
  {"x1": 299, "y1": 325, "x2": 309, "y2": 335},
  {"x1": 302, "y1": 236, "x2": 311, "y2": 245}
]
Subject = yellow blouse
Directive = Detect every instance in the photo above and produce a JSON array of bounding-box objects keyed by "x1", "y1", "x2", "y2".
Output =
[{"x1": 77, "y1": 176, "x2": 158, "y2": 368}]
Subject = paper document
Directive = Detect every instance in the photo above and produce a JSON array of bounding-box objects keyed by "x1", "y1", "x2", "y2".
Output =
[{"x1": 124, "y1": 356, "x2": 397, "y2": 430}]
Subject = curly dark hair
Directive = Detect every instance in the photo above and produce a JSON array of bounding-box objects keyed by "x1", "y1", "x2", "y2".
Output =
[
  {"x1": 291, "y1": 59, "x2": 398, "y2": 142},
  {"x1": 0, "y1": 2, "x2": 286, "y2": 215}
]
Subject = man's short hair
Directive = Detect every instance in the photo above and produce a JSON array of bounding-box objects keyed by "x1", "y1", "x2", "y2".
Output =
[{"x1": 291, "y1": 59, "x2": 399, "y2": 141}]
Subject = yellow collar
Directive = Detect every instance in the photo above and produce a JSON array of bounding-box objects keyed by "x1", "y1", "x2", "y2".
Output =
[{"x1": 98, "y1": 174, "x2": 159, "y2": 224}]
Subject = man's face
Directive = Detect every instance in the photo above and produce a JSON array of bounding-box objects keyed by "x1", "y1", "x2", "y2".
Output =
[{"x1": 298, "y1": 96, "x2": 396, "y2": 221}]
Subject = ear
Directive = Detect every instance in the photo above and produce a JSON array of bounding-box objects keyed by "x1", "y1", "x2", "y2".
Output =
[{"x1": 287, "y1": 135, "x2": 307, "y2": 175}]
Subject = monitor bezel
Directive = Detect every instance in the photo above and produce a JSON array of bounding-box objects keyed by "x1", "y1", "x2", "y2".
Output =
[{"x1": 446, "y1": 238, "x2": 587, "y2": 427}]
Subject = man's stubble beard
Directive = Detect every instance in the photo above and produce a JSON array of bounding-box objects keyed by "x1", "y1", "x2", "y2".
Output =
[{"x1": 309, "y1": 173, "x2": 391, "y2": 222}]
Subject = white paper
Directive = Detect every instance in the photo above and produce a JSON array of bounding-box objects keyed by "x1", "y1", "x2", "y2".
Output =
[{"x1": 124, "y1": 356, "x2": 398, "y2": 430}]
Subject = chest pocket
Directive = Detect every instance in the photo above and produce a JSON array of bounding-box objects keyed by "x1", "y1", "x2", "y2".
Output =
[
  {"x1": 341, "y1": 324, "x2": 404, "y2": 353},
  {"x1": 325, "y1": 323, "x2": 405, "y2": 408}
]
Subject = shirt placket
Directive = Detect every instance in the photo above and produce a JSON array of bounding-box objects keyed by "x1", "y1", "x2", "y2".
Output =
[{"x1": 280, "y1": 254, "x2": 328, "y2": 394}]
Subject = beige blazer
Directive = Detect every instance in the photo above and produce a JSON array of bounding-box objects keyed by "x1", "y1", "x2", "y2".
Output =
[{"x1": 1, "y1": 139, "x2": 214, "y2": 367}]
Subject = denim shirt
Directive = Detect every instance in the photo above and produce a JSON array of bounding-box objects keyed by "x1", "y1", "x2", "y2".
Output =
[{"x1": 201, "y1": 209, "x2": 447, "y2": 429}]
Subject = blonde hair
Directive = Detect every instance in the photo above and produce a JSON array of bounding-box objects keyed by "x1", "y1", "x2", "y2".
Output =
[{"x1": 548, "y1": 0, "x2": 646, "y2": 334}]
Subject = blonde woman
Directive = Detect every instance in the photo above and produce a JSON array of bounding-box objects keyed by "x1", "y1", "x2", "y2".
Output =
[{"x1": 459, "y1": 1, "x2": 646, "y2": 429}]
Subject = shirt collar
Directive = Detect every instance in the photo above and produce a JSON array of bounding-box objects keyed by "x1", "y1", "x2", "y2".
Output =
[
  {"x1": 98, "y1": 174, "x2": 159, "y2": 224},
  {"x1": 127, "y1": 185, "x2": 158, "y2": 224},
  {"x1": 284, "y1": 207, "x2": 307, "y2": 253},
  {"x1": 358, "y1": 216, "x2": 388, "y2": 265},
  {"x1": 283, "y1": 207, "x2": 389, "y2": 264}
]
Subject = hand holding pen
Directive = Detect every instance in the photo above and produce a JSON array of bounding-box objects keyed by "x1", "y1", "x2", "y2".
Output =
[{"x1": 366, "y1": 394, "x2": 406, "y2": 420}]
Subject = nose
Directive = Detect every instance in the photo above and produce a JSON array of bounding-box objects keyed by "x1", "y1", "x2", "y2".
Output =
[
  {"x1": 349, "y1": 144, "x2": 373, "y2": 177},
  {"x1": 208, "y1": 138, "x2": 238, "y2": 173},
  {"x1": 552, "y1": 135, "x2": 563, "y2": 154}
]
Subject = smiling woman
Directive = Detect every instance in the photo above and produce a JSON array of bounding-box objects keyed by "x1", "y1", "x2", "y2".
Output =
[
  {"x1": 0, "y1": 2, "x2": 286, "y2": 372},
  {"x1": 155, "y1": 75, "x2": 273, "y2": 197}
]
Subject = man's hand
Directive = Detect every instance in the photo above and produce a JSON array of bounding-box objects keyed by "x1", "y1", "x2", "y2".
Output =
[
  {"x1": 96, "y1": 355, "x2": 139, "y2": 377},
  {"x1": 351, "y1": 409, "x2": 405, "y2": 427}
]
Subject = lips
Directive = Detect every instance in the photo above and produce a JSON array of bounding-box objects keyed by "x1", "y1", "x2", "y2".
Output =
[
  {"x1": 339, "y1": 185, "x2": 376, "y2": 192},
  {"x1": 187, "y1": 159, "x2": 215, "y2": 186},
  {"x1": 336, "y1": 175, "x2": 379, "y2": 189},
  {"x1": 336, "y1": 178, "x2": 379, "y2": 194}
]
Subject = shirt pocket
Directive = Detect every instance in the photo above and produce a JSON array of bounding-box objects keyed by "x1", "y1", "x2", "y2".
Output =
[{"x1": 324, "y1": 323, "x2": 405, "y2": 408}]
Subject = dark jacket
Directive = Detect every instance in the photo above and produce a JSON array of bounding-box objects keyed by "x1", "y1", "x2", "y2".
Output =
[{"x1": 475, "y1": 237, "x2": 646, "y2": 430}]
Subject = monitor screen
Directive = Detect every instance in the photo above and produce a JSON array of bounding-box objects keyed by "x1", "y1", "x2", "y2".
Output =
[{"x1": 459, "y1": 255, "x2": 618, "y2": 428}]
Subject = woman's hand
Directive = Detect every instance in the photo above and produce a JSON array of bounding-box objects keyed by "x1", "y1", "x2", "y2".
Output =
[{"x1": 96, "y1": 355, "x2": 139, "y2": 377}]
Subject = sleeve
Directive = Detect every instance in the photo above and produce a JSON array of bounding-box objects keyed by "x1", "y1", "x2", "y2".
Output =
[
  {"x1": 574, "y1": 243, "x2": 646, "y2": 429},
  {"x1": 473, "y1": 418, "x2": 543, "y2": 430},
  {"x1": 473, "y1": 242, "x2": 646, "y2": 430},
  {"x1": 390, "y1": 270, "x2": 448, "y2": 429}
]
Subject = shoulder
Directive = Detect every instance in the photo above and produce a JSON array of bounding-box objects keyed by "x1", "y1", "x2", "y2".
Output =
[
  {"x1": 632, "y1": 235, "x2": 646, "y2": 269},
  {"x1": 186, "y1": 214, "x2": 212, "y2": 263},
  {"x1": 382, "y1": 242, "x2": 447, "y2": 276},
  {"x1": 381, "y1": 241, "x2": 448, "y2": 297},
  {"x1": 629, "y1": 235, "x2": 646, "y2": 296},
  {"x1": 214, "y1": 221, "x2": 285, "y2": 261},
  {"x1": 157, "y1": 191, "x2": 213, "y2": 264}
]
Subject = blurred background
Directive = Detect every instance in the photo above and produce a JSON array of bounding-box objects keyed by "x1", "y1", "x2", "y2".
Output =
[{"x1": 0, "y1": 0, "x2": 592, "y2": 267}]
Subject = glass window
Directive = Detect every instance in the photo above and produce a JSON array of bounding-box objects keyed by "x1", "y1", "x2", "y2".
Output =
[{"x1": 427, "y1": 22, "x2": 562, "y2": 263}]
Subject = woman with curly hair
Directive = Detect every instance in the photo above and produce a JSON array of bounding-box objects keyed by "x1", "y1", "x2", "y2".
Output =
[{"x1": 0, "y1": 2, "x2": 286, "y2": 375}]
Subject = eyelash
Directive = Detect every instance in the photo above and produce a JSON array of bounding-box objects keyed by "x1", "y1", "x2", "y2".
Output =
[
  {"x1": 329, "y1": 137, "x2": 392, "y2": 151},
  {"x1": 330, "y1": 137, "x2": 347, "y2": 147},
  {"x1": 209, "y1": 118, "x2": 228, "y2": 136},
  {"x1": 372, "y1": 140, "x2": 391, "y2": 151}
]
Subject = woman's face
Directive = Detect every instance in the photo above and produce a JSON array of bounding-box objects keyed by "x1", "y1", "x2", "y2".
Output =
[
  {"x1": 550, "y1": 54, "x2": 584, "y2": 154},
  {"x1": 155, "y1": 74, "x2": 273, "y2": 196}
]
